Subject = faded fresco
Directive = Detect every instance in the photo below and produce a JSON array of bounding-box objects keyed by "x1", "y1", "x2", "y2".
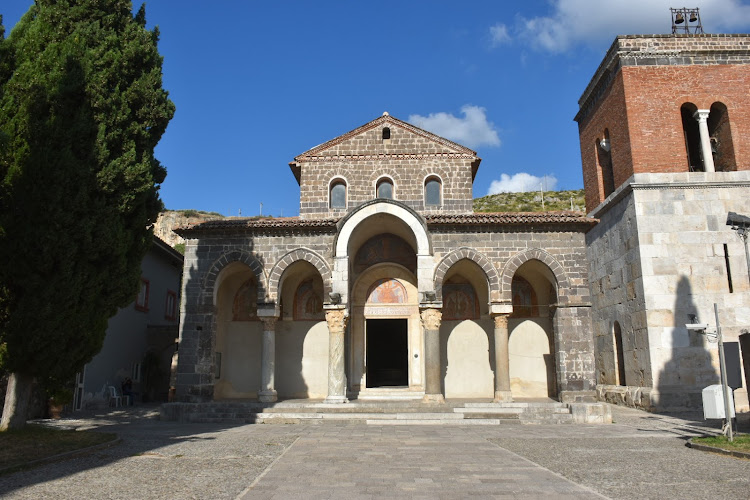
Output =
[
  {"x1": 233, "y1": 277, "x2": 259, "y2": 321},
  {"x1": 512, "y1": 276, "x2": 538, "y2": 317},
  {"x1": 443, "y1": 283, "x2": 479, "y2": 320},
  {"x1": 353, "y1": 234, "x2": 416, "y2": 276},
  {"x1": 366, "y1": 278, "x2": 407, "y2": 304},
  {"x1": 294, "y1": 279, "x2": 325, "y2": 320}
]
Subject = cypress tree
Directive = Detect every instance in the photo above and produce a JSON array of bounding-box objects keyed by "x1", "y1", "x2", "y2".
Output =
[{"x1": 0, "y1": 1, "x2": 174, "y2": 429}]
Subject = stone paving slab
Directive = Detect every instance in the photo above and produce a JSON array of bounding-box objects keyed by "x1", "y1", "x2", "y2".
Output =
[
  {"x1": 0, "y1": 404, "x2": 747, "y2": 499},
  {"x1": 239, "y1": 426, "x2": 605, "y2": 499}
]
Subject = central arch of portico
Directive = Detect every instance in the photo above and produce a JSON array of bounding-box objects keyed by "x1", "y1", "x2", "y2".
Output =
[{"x1": 324, "y1": 200, "x2": 437, "y2": 402}]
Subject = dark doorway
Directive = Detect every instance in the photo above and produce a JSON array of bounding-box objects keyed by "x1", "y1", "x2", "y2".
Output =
[{"x1": 366, "y1": 319, "x2": 408, "y2": 387}]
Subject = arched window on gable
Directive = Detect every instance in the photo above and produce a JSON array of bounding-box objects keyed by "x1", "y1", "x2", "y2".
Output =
[
  {"x1": 424, "y1": 176, "x2": 442, "y2": 207},
  {"x1": 382, "y1": 127, "x2": 391, "y2": 140},
  {"x1": 330, "y1": 178, "x2": 347, "y2": 209},
  {"x1": 376, "y1": 177, "x2": 394, "y2": 199}
]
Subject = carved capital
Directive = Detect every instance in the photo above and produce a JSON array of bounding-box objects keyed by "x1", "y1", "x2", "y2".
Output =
[
  {"x1": 325, "y1": 309, "x2": 348, "y2": 334},
  {"x1": 420, "y1": 308, "x2": 442, "y2": 331},
  {"x1": 693, "y1": 109, "x2": 710, "y2": 123},
  {"x1": 260, "y1": 317, "x2": 278, "y2": 332},
  {"x1": 493, "y1": 314, "x2": 509, "y2": 330}
]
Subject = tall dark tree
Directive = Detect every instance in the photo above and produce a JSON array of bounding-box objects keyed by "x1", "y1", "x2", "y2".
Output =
[{"x1": 0, "y1": 1, "x2": 174, "y2": 429}]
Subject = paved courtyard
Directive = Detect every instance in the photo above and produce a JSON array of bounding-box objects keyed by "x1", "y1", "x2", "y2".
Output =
[{"x1": 0, "y1": 405, "x2": 747, "y2": 499}]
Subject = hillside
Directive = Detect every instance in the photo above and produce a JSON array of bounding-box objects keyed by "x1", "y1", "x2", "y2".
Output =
[
  {"x1": 473, "y1": 189, "x2": 585, "y2": 213},
  {"x1": 154, "y1": 210, "x2": 226, "y2": 252}
]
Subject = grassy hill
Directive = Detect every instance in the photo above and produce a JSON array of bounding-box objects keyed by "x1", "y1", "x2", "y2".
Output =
[{"x1": 473, "y1": 189, "x2": 585, "y2": 213}]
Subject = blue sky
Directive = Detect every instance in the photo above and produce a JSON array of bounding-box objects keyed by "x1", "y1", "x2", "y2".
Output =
[{"x1": 3, "y1": 1, "x2": 750, "y2": 216}]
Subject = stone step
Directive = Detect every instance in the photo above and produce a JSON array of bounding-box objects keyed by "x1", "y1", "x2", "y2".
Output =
[
  {"x1": 355, "y1": 389, "x2": 425, "y2": 401},
  {"x1": 462, "y1": 402, "x2": 567, "y2": 408},
  {"x1": 258, "y1": 412, "x2": 466, "y2": 421},
  {"x1": 454, "y1": 407, "x2": 524, "y2": 414},
  {"x1": 366, "y1": 418, "x2": 505, "y2": 426},
  {"x1": 462, "y1": 412, "x2": 520, "y2": 420}
]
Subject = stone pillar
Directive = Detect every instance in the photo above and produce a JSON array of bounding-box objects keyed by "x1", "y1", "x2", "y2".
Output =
[
  {"x1": 552, "y1": 305, "x2": 597, "y2": 403},
  {"x1": 421, "y1": 307, "x2": 444, "y2": 403},
  {"x1": 492, "y1": 314, "x2": 512, "y2": 402},
  {"x1": 325, "y1": 307, "x2": 348, "y2": 403},
  {"x1": 258, "y1": 316, "x2": 278, "y2": 403},
  {"x1": 693, "y1": 109, "x2": 715, "y2": 173}
]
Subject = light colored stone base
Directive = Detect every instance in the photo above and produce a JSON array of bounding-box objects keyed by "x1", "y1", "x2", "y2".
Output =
[
  {"x1": 324, "y1": 395, "x2": 349, "y2": 404},
  {"x1": 559, "y1": 390, "x2": 597, "y2": 403},
  {"x1": 258, "y1": 391, "x2": 278, "y2": 403},
  {"x1": 493, "y1": 390, "x2": 512, "y2": 402},
  {"x1": 422, "y1": 394, "x2": 445, "y2": 404},
  {"x1": 569, "y1": 403, "x2": 612, "y2": 424}
]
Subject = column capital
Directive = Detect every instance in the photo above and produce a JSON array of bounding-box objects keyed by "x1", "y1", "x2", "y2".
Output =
[
  {"x1": 420, "y1": 308, "x2": 442, "y2": 331},
  {"x1": 260, "y1": 316, "x2": 278, "y2": 331},
  {"x1": 492, "y1": 313, "x2": 510, "y2": 330},
  {"x1": 325, "y1": 308, "x2": 348, "y2": 332},
  {"x1": 693, "y1": 109, "x2": 710, "y2": 122}
]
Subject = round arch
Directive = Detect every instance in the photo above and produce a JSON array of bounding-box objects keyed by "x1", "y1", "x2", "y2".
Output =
[
  {"x1": 204, "y1": 249, "x2": 267, "y2": 306},
  {"x1": 433, "y1": 247, "x2": 499, "y2": 302},
  {"x1": 268, "y1": 248, "x2": 332, "y2": 301},
  {"x1": 500, "y1": 248, "x2": 570, "y2": 304},
  {"x1": 334, "y1": 199, "x2": 431, "y2": 257}
]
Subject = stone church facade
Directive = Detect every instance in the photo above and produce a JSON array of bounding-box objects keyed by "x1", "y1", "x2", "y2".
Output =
[
  {"x1": 577, "y1": 34, "x2": 750, "y2": 411},
  {"x1": 174, "y1": 114, "x2": 598, "y2": 405},
  {"x1": 173, "y1": 33, "x2": 750, "y2": 414}
]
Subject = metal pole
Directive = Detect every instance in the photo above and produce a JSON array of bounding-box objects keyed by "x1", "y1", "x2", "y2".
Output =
[{"x1": 714, "y1": 303, "x2": 733, "y2": 441}]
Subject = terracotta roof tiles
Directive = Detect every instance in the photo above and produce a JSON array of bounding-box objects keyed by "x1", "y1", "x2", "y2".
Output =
[{"x1": 176, "y1": 211, "x2": 596, "y2": 235}]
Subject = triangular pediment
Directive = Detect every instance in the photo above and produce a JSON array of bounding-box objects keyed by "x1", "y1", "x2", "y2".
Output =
[{"x1": 294, "y1": 113, "x2": 478, "y2": 161}]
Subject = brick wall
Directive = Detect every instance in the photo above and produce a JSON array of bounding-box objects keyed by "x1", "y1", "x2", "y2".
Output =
[{"x1": 577, "y1": 34, "x2": 750, "y2": 213}]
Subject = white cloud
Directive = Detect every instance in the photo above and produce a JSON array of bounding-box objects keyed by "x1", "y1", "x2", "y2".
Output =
[
  {"x1": 408, "y1": 105, "x2": 500, "y2": 149},
  {"x1": 488, "y1": 173, "x2": 558, "y2": 194},
  {"x1": 510, "y1": 0, "x2": 750, "y2": 53},
  {"x1": 490, "y1": 23, "x2": 511, "y2": 46}
]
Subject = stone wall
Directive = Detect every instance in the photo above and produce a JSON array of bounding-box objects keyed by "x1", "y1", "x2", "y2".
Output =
[
  {"x1": 586, "y1": 190, "x2": 650, "y2": 389},
  {"x1": 587, "y1": 171, "x2": 750, "y2": 410},
  {"x1": 299, "y1": 157, "x2": 474, "y2": 218},
  {"x1": 175, "y1": 220, "x2": 597, "y2": 402},
  {"x1": 176, "y1": 229, "x2": 336, "y2": 401},
  {"x1": 296, "y1": 118, "x2": 477, "y2": 218}
]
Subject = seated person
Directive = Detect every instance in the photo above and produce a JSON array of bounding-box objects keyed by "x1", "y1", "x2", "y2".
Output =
[{"x1": 121, "y1": 377, "x2": 134, "y2": 405}]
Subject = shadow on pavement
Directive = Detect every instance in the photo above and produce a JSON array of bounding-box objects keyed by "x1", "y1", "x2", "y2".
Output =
[{"x1": 0, "y1": 403, "x2": 249, "y2": 496}]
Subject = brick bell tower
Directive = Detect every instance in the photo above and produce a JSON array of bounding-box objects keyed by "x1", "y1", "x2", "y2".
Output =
[{"x1": 575, "y1": 31, "x2": 750, "y2": 411}]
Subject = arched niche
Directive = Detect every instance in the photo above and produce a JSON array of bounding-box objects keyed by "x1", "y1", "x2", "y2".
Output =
[
  {"x1": 508, "y1": 259, "x2": 557, "y2": 398},
  {"x1": 214, "y1": 261, "x2": 262, "y2": 400}
]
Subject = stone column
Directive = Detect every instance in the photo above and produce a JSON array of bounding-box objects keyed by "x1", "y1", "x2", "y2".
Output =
[
  {"x1": 421, "y1": 307, "x2": 444, "y2": 403},
  {"x1": 325, "y1": 307, "x2": 348, "y2": 403},
  {"x1": 693, "y1": 109, "x2": 715, "y2": 173},
  {"x1": 492, "y1": 314, "x2": 512, "y2": 402},
  {"x1": 258, "y1": 317, "x2": 278, "y2": 403}
]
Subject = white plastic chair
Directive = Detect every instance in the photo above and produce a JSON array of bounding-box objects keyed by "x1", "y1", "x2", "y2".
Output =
[{"x1": 108, "y1": 386, "x2": 122, "y2": 407}]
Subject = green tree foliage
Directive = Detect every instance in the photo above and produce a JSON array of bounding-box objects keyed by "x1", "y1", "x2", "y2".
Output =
[{"x1": 0, "y1": 1, "x2": 174, "y2": 427}]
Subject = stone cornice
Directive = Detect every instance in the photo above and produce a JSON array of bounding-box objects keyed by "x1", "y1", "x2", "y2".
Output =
[
  {"x1": 588, "y1": 172, "x2": 750, "y2": 219},
  {"x1": 295, "y1": 152, "x2": 477, "y2": 162},
  {"x1": 294, "y1": 114, "x2": 478, "y2": 161}
]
